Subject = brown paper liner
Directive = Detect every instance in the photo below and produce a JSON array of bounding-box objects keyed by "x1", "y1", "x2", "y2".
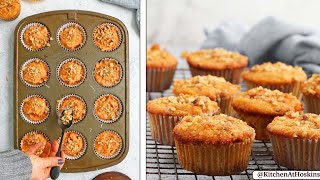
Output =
[
  {"x1": 146, "y1": 67, "x2": 176, "y2": 92},
  {"x1": 303, "y1": 95, "x2": 320, "y2": 114},
  {"x1": 269, "y1": 134, "x2": 320, "y2": 170},
  {"x1": 216, "y1": 96, "x2": 233, "y2": 115},
  {"x1": 245, "y1": 81, "x2": 303, "y2": 99},
  {"x1": 235, "y1": 110, "x2": 274, "y2": 141},
  {"x1": 175, "y1": 138, "x2": 254, "y2": 176},
  {"x1": 189, "y1": 66, "x2": 245, "y2": 84}
]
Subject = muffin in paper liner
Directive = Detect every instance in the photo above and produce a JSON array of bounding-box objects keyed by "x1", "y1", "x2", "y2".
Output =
[
  {"x1": 93, "y1": 58, "x2": 123, "y2": 88},
  {"x1": 57, "y1": 22, "x2": 87, "y2": 51},
  {"x1": 58, "y1": 130, "x2": 87, "y2": 160},
  {"x1": 92, "y1": 23, "x2": 122, "y2": 52},
  {"x1": 56, "y1": 94, "x2": 87, "y2": 124},
  {"x1": 20, "y1": 22, "x2": 51, "y2": 51},
  {"x1": 57, "y1": 58, "x2": 87, "y2": 88},
  {"x1": 146, "y1": 67, "x2": 176, "y2": 92},
  {"x1": 189, "y1": 66, "x2": 245, "y2": 84},
  {"x1": 269, "y1": 134, "x2": 320, "y2": 170},
  {"x1": 93, "y1": 130, "x2": 123, "y2": 159},
  {"x1": 303, "y1": 95, "x2": 320, "y2": 114},
  {"x1": 20, "y1": 130, "x2": 50, "y2": 156},
  {"x1": 93, "y1": 94, "x2": 122, "y2": 124},
  {"x1": 20, "y1": 58, "x2": 50, "y2": 88},
  {"x1": 20, "y1": 94, "x2": 50, "y2": 125}
]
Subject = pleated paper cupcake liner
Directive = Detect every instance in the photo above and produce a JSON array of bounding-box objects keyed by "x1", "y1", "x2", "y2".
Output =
[
  {"x1": 146, "y1": 67, "x2": 176, "y2": 92},
  {"x1": 303, "y1": 95, "x2": 320, "y2": 114},
  {"x1": 20, "y1": 130, "x2": 50, "y2": 155},
  {"x1": 93, "y1": 58, "x2": 123, "y2": 88},
  {"x1": 215, "y1": 96, "x2": 234, "y2": 116},
  {"x1": 57, "y1": 22, "x2": 87, "y2": 51},
  {"x1": 174, "y1": 138, "x2": 254, "y2": 176},
  {"x1": 20, "y1": 94, "x2": 50, "y2": 125},
  {"x1": 19, "y1": 58, "x2": 50, "y2": 88},
  {"x1": 269, "y1": 134, "x2": 320, "y2": 170},
  {"x1": 57, "y1": 58, "x2": 87, "y2": 88},
  {"x1": 58, "y1": 130, "x2": 87, "y2": 160},
  {"x1": 189, "y1": 66, "x2": 245, "y2": 84},
  {"x1": 93, "y1": 130, "x2": 123, "y2": 159},
  {"x1": 245, "y1": 81, "x2": 303, "y2": 99},
  {"x1": 20, "y1": 22, "x2": 51, "y2": 51},
  {"x1": 93, "y1": 94, "x2": 123, "y2": 124},
  {"x1": 92, "y1": 23, "x2": 122, "y2": 52},
  {"x1": 56, "y1": 94, "x2": 87, "y2": 124}
]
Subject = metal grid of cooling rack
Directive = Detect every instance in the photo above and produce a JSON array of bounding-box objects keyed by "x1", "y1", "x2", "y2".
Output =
[{"x1": 146, "y1": 68, "x2": 287, "y2": 180}]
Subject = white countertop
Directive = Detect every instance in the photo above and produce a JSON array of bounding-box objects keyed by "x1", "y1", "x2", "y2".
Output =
[{"x1": 0, "y1": 0, "x2": 140, "y2": 179}]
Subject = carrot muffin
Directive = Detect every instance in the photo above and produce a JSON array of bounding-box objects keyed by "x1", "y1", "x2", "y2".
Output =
[
  {"x1": 21, "y1": 95, "x2": 49, "y2": 124},
  {"x1": 147, "y1": 44, "x2": 177, "y2": 92},
  {"x1": 58, "y1": 59, "x2": 86, "y2": 87},
  {"x1": 182, "y1": 48, "x2": 248, "y2": 84},
  {"x1": 0, "y1": 0, "x2": 20, "y2": 21},
  {"x1": 94, "y1": 94, "x2": 122, "y2": 123},
  {"x1": 58, "y1": 95, "x2": 86, "y2": 123},
  {"x1": 22, "y1": 23, "x2": 50, "y2": 51},
  {"x1": 267, "y1": 112, "x2": 320, "y2": 170},
  {"x1": 59, "y1": 23, "x2": 85, "y2": 51},
  {"x1": 21, "y1": 59, "x2": 49, "y2": 87},
  {"x1": 93, "y1": 23, "x2": 121, "y2": 52},
  {"x1": 241, "y1": 62, "x2": 307, "y2": 98},
  {"x1": 232, "y1": 86, "x2": 303, "y2": 141},
  {"x1": 173, "y1": 75, "x2": 240, "y2": 115},
  {"x1": 173, "y1": 115, "x2": 255, "y2": 176},
  {"x1": 94, "y1": 131, "x2": 122, "y2": 159},
  {"x1": 20, "y1": 131, "x2": 49, "y2": 156},
  {"x1": 94, "y1": 58, "x2": 122, "y2": 87},
  {"x1": 147, "y1": 94, "x2": 220, "y2": 145},
  {"x1": 61, "y1": 131, "x2": 86, "y2": 159},
  {"x1": 302, "y1": 74, "x2": 320, "y2": 114}
]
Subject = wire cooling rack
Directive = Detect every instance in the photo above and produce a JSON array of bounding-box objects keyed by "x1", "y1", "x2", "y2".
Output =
[{"x1": 146, "y1": 66, "x2": 288, "y2": 180}]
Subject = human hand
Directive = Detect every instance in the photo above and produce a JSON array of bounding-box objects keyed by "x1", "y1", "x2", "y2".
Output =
[{"x1": 26, "y1": 140, "x2": 66, "y2": 180}]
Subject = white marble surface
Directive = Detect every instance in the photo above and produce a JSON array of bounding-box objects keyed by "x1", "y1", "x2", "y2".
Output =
[{"x1": 0, "y1": 0, "x2": 140, "y2": 179}]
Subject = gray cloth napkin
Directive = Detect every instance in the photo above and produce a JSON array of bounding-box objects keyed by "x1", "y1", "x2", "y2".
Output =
[
  {"x1": 202, "y1": 17, "x2": 320, "y2": 75},
  {"x1": 100, "y1": 0, "x2": 140, "y2": 29}
]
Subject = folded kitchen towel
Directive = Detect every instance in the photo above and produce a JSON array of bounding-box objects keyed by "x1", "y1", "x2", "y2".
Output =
[
  {"x1": 100, "y1": 0, "x2": 140, "y2": 29},
  {"x1": 202, "y1": 17, "x2": 320, "y2": 75}
]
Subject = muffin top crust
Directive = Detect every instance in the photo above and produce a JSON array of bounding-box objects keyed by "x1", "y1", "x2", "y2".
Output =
[
  {"x1": 23, "y1": 96, "x2": 49, "y2": 122},
  {"x1": 0, "y1": 0, "x2": 20, "y2": 20},
  {"x1": 267, "y1": 112, "x2": 320, "y2": 139},
  {"x1": 94, "y1": 58, "x2": 122, "y2": 87},
  {"x1": 22, "y1": 59, "x2": 49, "y2": 86},
  {"x1": 173, "y1": 115, "x2": 255, "y2": 145},
  {"x1": 183, "y1": 48, "x2": 248, "y2": 70},
  {"x1": 94, "y1": 94, "x2": 121, "y2": 122},
  {"x1": 59, "y1": 60, "x2": 85, "y2": 86},
  {"x1": 59, "y1": 24, "x2": 85, "y2": 50},
  {"x1": 302, "y1": 74, "x2": 320, "y2": 97},
  {"x1": 173, "y1": 75, "x2": 240, "y2": 100},
  {"x1": 23, "y1": 24, "x2": 49, "y2": 51},
  {"x1": 147, "y1": 44, "x2": 177, "y2": 69},
  {"x1": 61, "y1": 131, "x2": 85, "y2": 157},
  {"x1": 94, "y1": 131, "x2": 122, "y2": 158},
  {"x1": 93, "y1": 23, "x2": 121, "y2": 51},
  {"x1": 232, "y1": 86, "x2": 303, "y2": 116},
  {"x1": 241, "y1": 62, "x2": 307, "y2": 85},
  {"x1": 147, "y1": 95, "x2": 220, "y2": 116},
  {"x1": 20, "y1": 131, "x2": 49, "y2": 156},
  {"x1": 58, "y1": 96, "x2": 86, "y2": 123}
]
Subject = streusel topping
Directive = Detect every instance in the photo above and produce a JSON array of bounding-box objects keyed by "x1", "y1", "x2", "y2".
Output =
[
  {"x1": 23, "y1": 24, "x2": 50, "y2": 50},
  {"x1": 94, "y1": 95, "x2": 121, "y2": 122},
  {"x1": 59, "y1": 60, "x2": 85, "y2": 85},
  {"x1": 94, "y1": 131, "x2": 122, "y2": 157},
  {"x1": 94, "y1": 58, "x2": 122, "y2": 87},
  {"x1": 59, "y1": 25, "x2": 84, "y2": 50},
  {"x1": 93, "y1": 23, "x2": 121, "y2": 51},
  {"x1": 62, "y1": 131, "x2": 85, "y2": 157},
  {"x1": 23, "y1": 96, "x2": 49, "y2": 121},
  {"x1": 147, "y1": 44, "x2": 177, "y2": 68},
  {"x1": 302, "y1": 74, "x2": 320, "y2": 97},
  {"x1": 22, "y1": 59, "x2": 49, "y2": 85},
  {"x1": 21, "y1": 132, "x2": 48, "y2": 156}
]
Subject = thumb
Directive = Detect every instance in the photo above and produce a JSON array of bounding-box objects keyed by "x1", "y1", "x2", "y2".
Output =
[
  {"x1": 40, "y1": 157, "x2": 64, "y2": 168},
  {"x1": 27, "y1": 142, "x2": 42, "y2": 155}
]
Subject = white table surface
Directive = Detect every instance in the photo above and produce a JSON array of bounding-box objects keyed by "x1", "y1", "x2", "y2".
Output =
[{"x1": 0, "y1": 0, "x2": 140, "y2": 179}]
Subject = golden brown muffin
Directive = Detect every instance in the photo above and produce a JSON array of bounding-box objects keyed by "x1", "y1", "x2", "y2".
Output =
[
  {"x1": 59, "y1": 24, "x2": 85, "y2": 51},
  {"x1": 267, "y1": 112, "x2": 320, "y2": 170},
  {"x1": 302, "y1": 74, "x2": 320, "y2": 114},
  {"x1": 20, "y1": 131, "x2": 49, "y2": 156},
  {"x1": 58, "y1": 96, "x2": 86, "y2": 123},
  {"x1": 147, "y1": 44, "x2": 177, "y2": 69},
  {"x1": 173, "y1": 115, "x2": 255, "y2": 176},
  {"x1": 94, "y1": 58, "x2": 122, "y2": 87},
  {"x1": 147, "y1": 95, "x2": 220, "y2": 145},
  {"x1": 22, "y1": 24, "x2": 50, "y2": 51},
  {"x1": 94, "y1": 94, "x2": 121, "y2": 123},
  {"x1": 0, "y1": 0, "x2": 20, "y2": 20},
  {"x1": 232, "y1": 86, "x2": 303, "y2": 141},
  {"x1": 241, "y1": 62, "x2": 307, "y2": 98},
  {"x1": 61, "y1": 131, "x2": 85, "y2": 158},
  {"x1": 93, "y1": 23, "x2": 121, "y2": 52},
  {"x1": 59, "y1": 59, "x2": 86, "y2": 86},
  {"x1": 22, "y1": 96, "x2": 49, "y2": 123},
  {"x1": 94, "y1": 131, "x2": 122, "y2": 159},
  {"x1": 173, "y1": 75, "x2": 240, "y2": 114},
  {"x1": 183, "y1": 48, "x2": 248, "y2": 84},
  {"x1": 21, "y1": 59, "x2": 49, "y2": 86}
]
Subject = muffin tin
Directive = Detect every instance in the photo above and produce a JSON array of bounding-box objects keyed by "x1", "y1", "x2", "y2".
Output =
[{"x1": 14, "y1": 10, "x2": 129, "y2": 172}]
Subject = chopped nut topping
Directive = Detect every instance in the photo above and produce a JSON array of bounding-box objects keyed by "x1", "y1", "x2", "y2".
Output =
[
  {"x1": 22, "y1": 59, "x2": 49, "y2": 85},
  {"x1": 94, "y1": 58, "x2": 122, "y2": 87},
  {"x1": 94, "y1": 95, "x2": 121, "y2": 122},
  {"x1": 93, "y1": 23, "x2": 121, "y2": 51},
  {"x1": 303, "y1": 74, "x2": 320, "y2": 97},
  {"x1": 147, "y1": 44, "x2": 177, "y2": 68},
  {"x1": 59, "y1": 60, "x2": 85, "y2": 86},
  {"x1": 59, "y1": 24, "x2": 84, "y2": 50},
  {"x1": 21, "y1": 132, "x2": 48, "y2": 156},
  {"x1": 23, "y1": 24, "x2": 49, "y2": 50},
  {"x1": 59, "y1": 96, "x2": 86, "y2": 123},
  {"x1": 0, "y1": 0, "x2": 15, "y2": 8},
  {"x1": 94, "y1": 131, "x2": 121, "y2": 157},
  {"x1": 23, "y1": 96, "x2": 49, "y2": 121},
  {"x1": 62, "y1": 132, "x2": 84, "y2": 157},
  {"x1": 250, "y1": 62, "x2": 303, "y2": 73},
  {"x1": 61, "y1": 108, "x2": 73, "y2": 125}
]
